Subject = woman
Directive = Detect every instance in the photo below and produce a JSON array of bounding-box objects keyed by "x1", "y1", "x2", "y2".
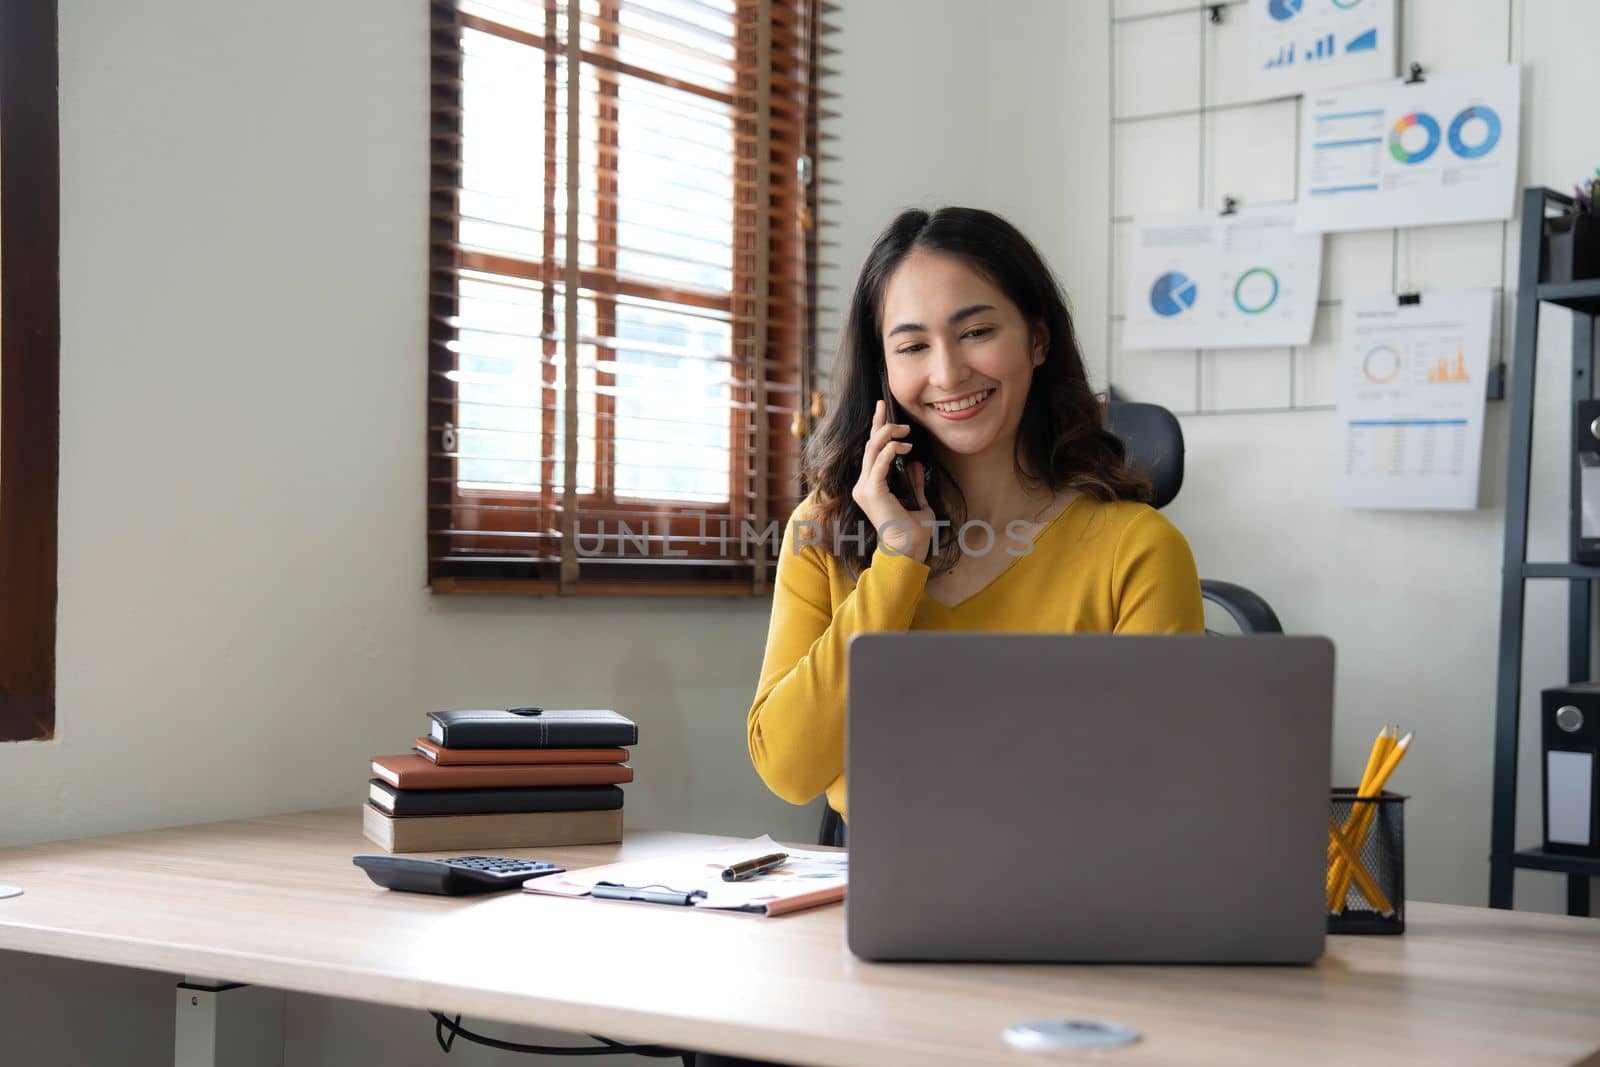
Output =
[{"x1": 747, "y1": 207, "x2": 1204, "y2": 829}]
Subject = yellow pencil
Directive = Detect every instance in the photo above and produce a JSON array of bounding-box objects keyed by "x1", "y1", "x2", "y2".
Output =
[
  {"x1": 1328, "y1": 732, "x2": 1412, "y2": 911},
  {"x1": 1325, "y1": 727, "x2": 1392, "y2": 870},
  {"x1": 1325, "y1": 726, "x2": 1393, "y2": 912},
  {"x1": 1368, "y1": 726, "x2": 1396, "y2": 784},
  {"x1": 1329, "y1": 730, "x2": 1411, "y2": 902},
  {"x1": 1327, "y1": 817, "x2": 1394, "y2": 915},
  {"x1": 1328, "y1": 726, "x2": 1402, "y2": 903}
]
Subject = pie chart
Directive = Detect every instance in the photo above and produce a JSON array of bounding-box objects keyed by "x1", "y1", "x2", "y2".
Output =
[
  {"x1": 1268, "y1": 0, "x2": 1302, "y2": 20},
  {"x1": 1232, "y1": 268, "x2": 1279, "y2": 314},
  {"x1": 1389, "y1": 112, "x2": 1441, "y2": 165},
  {"x1": 1363, "y1": 345, "x2": 1401, "y2": 385},
  {"x1": 1448, "y1": 105, "x2": 1501, "y2": 159},
  {"x1": 1150, "y1": 272, "x2": 1198, "y2": 318}
]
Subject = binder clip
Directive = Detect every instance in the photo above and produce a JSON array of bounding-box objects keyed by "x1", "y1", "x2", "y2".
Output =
[
  {"x1": 1220, "y1": 196, "x2": 1239, "y2": 217},
  {"x1": 1404, "y1": 62, "x2": 1426, "y2": 84}
]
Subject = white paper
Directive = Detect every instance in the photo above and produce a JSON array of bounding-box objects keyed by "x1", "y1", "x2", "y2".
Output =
[
  {"x1": 1248, "y1": 0, "x2": 1395, "y2": 102},
  {"x1": 524, "y1": 834, "x2": 848, "y2": 913},
  {"x1": 1335, "y1": 290, "x2": 1493, "y2": 509},
  {"x1": 1298, "y1": 65, "x2": 1521, "y2": 233},
  {"x1": 1122, "y1": 207, "x2": 1323, "y2": 351}
]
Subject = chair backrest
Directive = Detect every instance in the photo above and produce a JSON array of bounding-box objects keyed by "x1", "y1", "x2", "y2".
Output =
[
  {"x1": 1104, "y1": 400, "x2": 1282, "y2": 634},
  {"x1": 1104, "y1": 401, "x2": 1183, "y2": 509}
]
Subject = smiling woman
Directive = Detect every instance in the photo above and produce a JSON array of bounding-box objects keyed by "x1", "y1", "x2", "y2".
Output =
[
  {"x1": 746, "y1": 207, "x2": 1204, "y2": 827},
  {"x1": 0, "y1": 4, "x2": 60, "y2": 743},
  {"x1": 803, "y1": 207, "x2": 1160, "y2": 577}
]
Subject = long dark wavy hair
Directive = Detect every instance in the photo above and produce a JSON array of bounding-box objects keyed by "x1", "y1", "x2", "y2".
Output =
[{"x1": 802, "y1": 206, "x2": 1151, "y2": 577}]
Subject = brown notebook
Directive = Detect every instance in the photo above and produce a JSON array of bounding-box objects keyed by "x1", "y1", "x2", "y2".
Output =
[
  {"x1": 361, "y1": 803, "x2": 624, "y2": 853},
  {"x1": 412, "y1": 737, "x2": 630, "y2": 766},
  {"x1": 371, "y1": 754, "x2": 633, "y2": 790}
]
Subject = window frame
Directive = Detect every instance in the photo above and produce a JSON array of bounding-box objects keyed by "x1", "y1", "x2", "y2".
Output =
[
  {"x1": 0, "y1": 3, "x2": 62, "y2": 742},
  {"x1": 429, "y1": 0, "x2": 818, "y2": 596}
]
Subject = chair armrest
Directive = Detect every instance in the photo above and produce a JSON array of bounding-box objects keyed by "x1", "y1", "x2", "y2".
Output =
[
  {"x1": 817, "y1": 804, "x2": 846, "y2": 847},
  {"x1": 1200, "y1": 579, "x2": 1283, "y2": 634}
]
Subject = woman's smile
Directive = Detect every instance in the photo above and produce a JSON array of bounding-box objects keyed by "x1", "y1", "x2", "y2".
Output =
[{"x1": 927, "y1": 387, "x2": 995, "y2": 420}]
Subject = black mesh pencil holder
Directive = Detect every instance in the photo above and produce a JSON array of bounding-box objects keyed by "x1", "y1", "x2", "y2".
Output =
[{"x1": 1326, "y1": 789, "x2": 1406, "y2": 935}]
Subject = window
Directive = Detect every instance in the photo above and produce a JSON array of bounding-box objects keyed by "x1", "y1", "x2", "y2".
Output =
[
  {"x1": 428, "y1": 0, "x2": 832, "y2": 595},
  {"x1": 0, "y1": 5, "x2": 60, "y2": 742}
]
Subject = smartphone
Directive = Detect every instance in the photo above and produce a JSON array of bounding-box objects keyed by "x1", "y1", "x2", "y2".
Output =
[{"x1": 877, "y1": 363, "x2": 922, "y2": 512}]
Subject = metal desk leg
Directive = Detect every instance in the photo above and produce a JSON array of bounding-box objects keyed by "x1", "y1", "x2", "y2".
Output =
[
  {"x1": 175, "y1": 977, "x2": 284, "y2": 1067},
  {"x1": 1568, "y1": 876, "x2": 1592, "y2": 918}
]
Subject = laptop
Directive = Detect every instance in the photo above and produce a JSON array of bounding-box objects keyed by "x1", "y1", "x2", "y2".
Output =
[{"x1": 845, "y1": 633, "x2": 1334, "y2": 964}]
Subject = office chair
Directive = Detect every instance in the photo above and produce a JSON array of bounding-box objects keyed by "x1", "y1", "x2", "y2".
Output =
[
  {"x1": 1105, "y1": 400, "x2": 1282, "y2": 636},
  {"x1": 813, "y1": 401, "x2": 1282, "y2": 849}
]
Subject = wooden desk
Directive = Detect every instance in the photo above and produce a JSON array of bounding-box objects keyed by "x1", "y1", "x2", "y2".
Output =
[{"x1": 0, "y1": 809, "x2": 1598, "y2": 1066}]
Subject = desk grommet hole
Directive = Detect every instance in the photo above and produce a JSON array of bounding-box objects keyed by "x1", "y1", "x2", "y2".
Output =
[{"x1": 1003, "y1": 1018, "x2": 1140, "y2": 1052}]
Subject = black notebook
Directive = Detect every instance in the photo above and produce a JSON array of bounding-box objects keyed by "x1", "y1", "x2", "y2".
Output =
[
  {"x1": 367, "y1": 780, "x2": 626, "y2": 818},
  {"x1": 427, "y1": 708, "x2": 638, "y2": 749}
]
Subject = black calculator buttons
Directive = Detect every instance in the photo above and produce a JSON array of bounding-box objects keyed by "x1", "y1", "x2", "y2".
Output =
[{"x1": 353, "y1": 855, "x2": 565, "y2": 896}]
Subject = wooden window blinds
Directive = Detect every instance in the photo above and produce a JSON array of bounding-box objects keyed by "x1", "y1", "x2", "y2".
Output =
[{"x1": 428, "y1": 0, "x2": 835, "y2": 596}]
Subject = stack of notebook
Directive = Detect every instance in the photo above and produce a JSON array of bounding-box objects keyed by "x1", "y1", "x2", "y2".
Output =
[{"x1": 362, "y1": 708, "x2": 638, "y2": 853}]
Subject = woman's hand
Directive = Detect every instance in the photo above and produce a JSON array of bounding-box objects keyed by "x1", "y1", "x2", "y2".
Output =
[{"x1": 852, "y1": 400, "x2": 932, "y2": 562}]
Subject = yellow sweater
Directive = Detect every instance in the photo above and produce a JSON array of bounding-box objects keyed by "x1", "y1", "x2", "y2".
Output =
[{"x1": 746, "y1": 493, "x2": 1204, "y2": 821}]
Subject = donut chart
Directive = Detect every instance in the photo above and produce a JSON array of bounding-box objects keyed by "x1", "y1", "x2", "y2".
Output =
[
  {"x1": 1232, "y1": 268, "x2": 1280, "y2": 315},
  {"x1": 1362, "y1": 345, "x2": 1402, "y2": 385},
  {"x1": 1448, "y1": 105, "x2": 1501, "y2": 159},
  {"x1": 1150, "y1": 272, "x2": 1198, "y2": 318},
  {"x1": 1389, "y1": 112, "x2": 1441, "y2": 165}
]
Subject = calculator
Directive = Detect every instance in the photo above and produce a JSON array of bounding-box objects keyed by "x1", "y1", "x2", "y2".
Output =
[{"x1": 352, "y1": 855, "x2": 565, "y2": 896}]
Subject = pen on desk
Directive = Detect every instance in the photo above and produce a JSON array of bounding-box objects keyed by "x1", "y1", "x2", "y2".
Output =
[
  {"x1": 721, "y1": 852, "x2": 789, "y2": 882},
  {"x1": 590, "y1": 882, "x2": 706, "y2": 906}
]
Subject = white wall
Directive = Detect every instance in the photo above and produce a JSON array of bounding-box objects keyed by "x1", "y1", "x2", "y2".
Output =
[
  {"x1": 3, "y1": 0, "x2": 1595, "y2": 1063},
  {"x1": 816, "y1": 0, "x2": 1114, "y2": 384},
  {"x1": 813, "y1": 0, "x2": 1002, "y2": 369},
  {"x1": 0, "y1": 0, "x2": 815, "y2": 851}
]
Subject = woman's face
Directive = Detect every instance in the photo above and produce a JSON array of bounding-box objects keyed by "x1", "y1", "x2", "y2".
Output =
[{"x1": 877, "y1": 248, "x2": 1044, "y2": 461}]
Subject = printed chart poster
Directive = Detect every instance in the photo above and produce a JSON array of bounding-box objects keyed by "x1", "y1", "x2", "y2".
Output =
[
  {"x1": 1298, "y1": 64, "x2": 1521, "y2": 232},
  {"x1": 1122, "y1": 207, "x2": 1322, "y2": 351},
  {"x1": 1335, "y1": 290, "x2": 1493, "y2": 510},
  {"x1": 1248, "y1": 0, "x2": 1395, "y2": 102}
]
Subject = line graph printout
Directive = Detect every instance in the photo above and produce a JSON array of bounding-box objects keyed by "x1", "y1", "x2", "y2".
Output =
[
  {"x1": 1123, "y1": 207, "x2": 1322, "y2": 350},
  {"x1": 1336, "y1": 290, "x2": 1493, "y2": 509}
]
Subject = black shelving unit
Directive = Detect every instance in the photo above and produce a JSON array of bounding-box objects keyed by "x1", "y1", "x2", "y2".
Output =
[{"x1": 1489, "y1": 187, "x2": 1600, "y2": 915}]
